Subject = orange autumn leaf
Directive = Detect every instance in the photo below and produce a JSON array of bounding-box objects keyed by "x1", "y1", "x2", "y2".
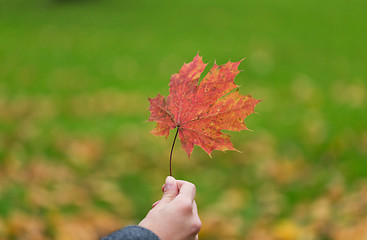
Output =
[{"x1": 148, "y1": 54, "x2": 260, "y2": 157}]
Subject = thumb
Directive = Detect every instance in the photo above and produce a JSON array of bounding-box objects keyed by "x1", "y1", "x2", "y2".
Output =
[{"x1": 160, "y1": 176, "x2": 178, "y2": 203}]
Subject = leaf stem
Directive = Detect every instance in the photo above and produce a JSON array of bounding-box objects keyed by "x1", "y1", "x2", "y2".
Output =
[{"x1": 169, "y1": 127, "x2": 179, "y2": 176}]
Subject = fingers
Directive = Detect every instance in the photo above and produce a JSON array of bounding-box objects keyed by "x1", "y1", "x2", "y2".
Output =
[
  {"x1": 158, "y1": 177, "x2": 197, "y2": 206},
  {"x1": 159, "y1": 176, "x2": 179, "y2": 204},
  {"x1": 192, "y1": 200, "x2": 202, "y2": 235},
  {"x1": 193, "y1": 200, "x2": 198, "y2": 215},
  {"x1": 176, "y1": 180, "x2": 196, "y2": 202}
]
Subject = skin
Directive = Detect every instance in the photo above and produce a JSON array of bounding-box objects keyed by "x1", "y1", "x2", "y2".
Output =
[{"x1": 139, "y1": 176, "x2": 202, "y2": 240}]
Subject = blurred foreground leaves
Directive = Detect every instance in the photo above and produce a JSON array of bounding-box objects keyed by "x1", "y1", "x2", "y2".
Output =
[{"x1": 1, "y1": 90, "x2": 367, "y2": 239}]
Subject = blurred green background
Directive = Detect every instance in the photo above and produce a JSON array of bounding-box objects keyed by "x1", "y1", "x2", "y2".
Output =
[{"x1": 1, "y1": 0, "x2": 366, "y2": 239}]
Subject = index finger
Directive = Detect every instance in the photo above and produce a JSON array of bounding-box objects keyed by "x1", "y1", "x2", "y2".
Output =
[{"x1": 176, "y1": 180, "x2": 196, "y2": 201}]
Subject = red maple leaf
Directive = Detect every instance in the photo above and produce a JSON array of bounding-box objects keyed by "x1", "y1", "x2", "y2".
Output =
[{"x1": 148, "y1": 54, "x2": 260, "y2": 159}]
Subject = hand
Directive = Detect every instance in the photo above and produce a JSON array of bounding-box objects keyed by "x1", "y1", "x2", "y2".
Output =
[{"x1": 139, "y1": 176, "x2": 201, "y2": 240}]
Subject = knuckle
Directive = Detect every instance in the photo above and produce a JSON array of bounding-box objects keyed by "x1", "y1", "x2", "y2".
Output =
[
  {"x1": 179, "y1": 199, "x2": 193, "y2": 213},
  {"x1": 188, "y1": 182, "x2": 196, "y2": 192},
  {"x1": 191, "y1": 218, "x2": 202, "y2": 233}
]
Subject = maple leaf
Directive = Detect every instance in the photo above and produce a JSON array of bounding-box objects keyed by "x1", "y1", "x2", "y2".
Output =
[{"x1": 148, "y1": 54, "x2": 260, "y2": 159}]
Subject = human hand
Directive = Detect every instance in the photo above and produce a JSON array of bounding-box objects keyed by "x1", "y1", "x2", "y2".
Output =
[{"x1": 139, "y1": 176, "x2": 201, "y2": 240}]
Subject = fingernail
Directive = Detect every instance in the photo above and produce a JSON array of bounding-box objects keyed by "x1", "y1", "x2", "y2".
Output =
[{"x1": 164, "y1": 176, "x2": 175, "y2": 191}]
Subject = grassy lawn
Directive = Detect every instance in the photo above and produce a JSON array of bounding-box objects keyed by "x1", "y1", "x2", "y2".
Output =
[{"x1": 1, "y1": 0, "x2": 366, "y2": 239}]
